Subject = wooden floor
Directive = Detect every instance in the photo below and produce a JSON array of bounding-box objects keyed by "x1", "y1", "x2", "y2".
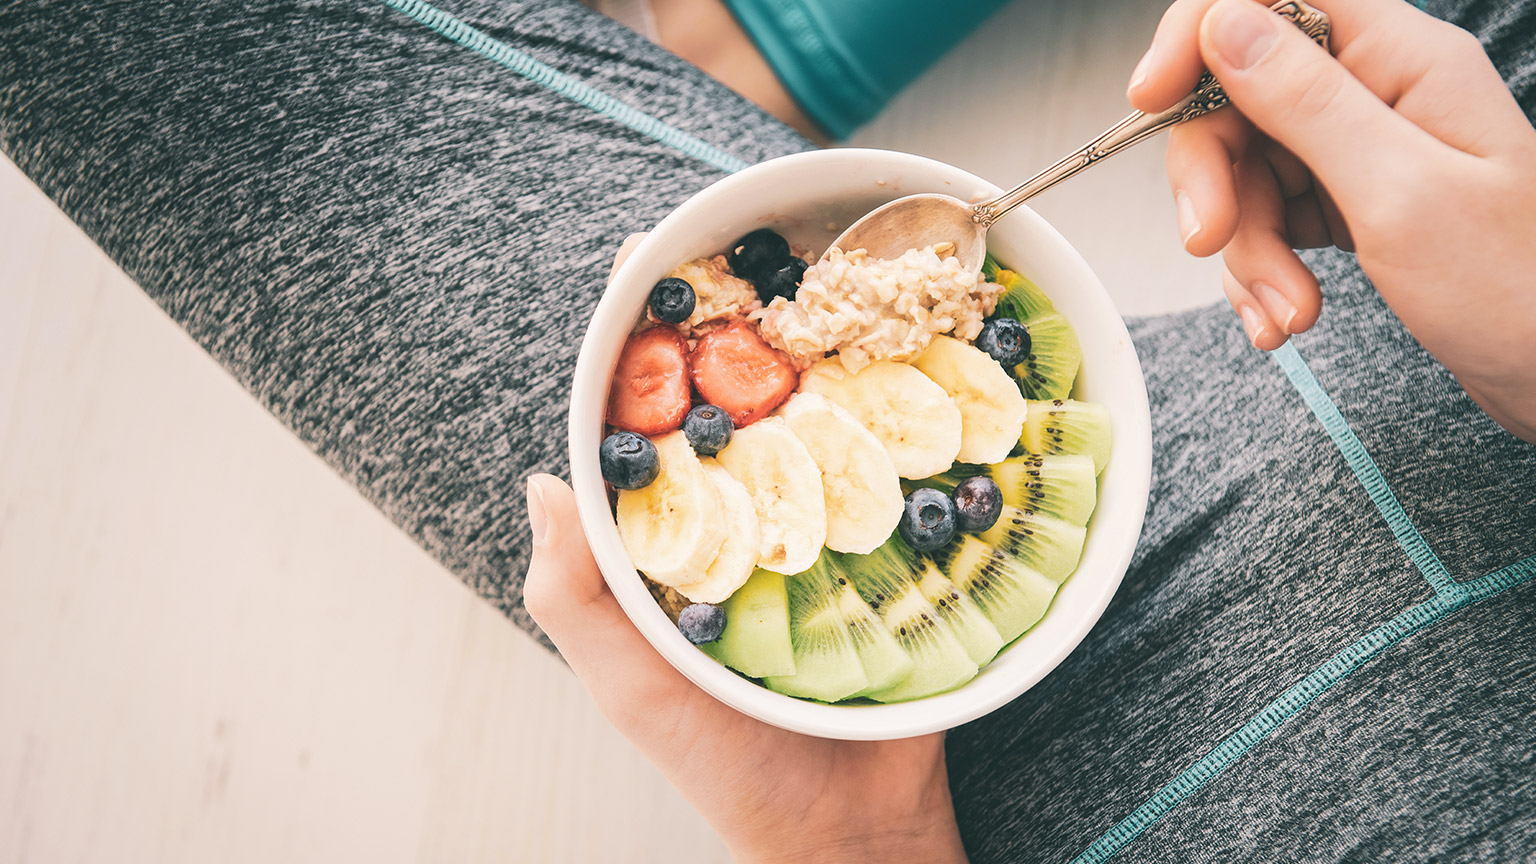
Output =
[{"x1": 0, "y1": 1, "x2": 1222, "y2": 861}]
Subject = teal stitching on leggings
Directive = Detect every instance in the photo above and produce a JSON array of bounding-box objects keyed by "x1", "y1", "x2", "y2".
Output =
[
  {"x1": 1070, "y1": 556, "x2": 1535, "y2": 864},
  {"x1": 1271, "y1": 343, "x2": 1456, "y2": 596},
  {"x1": 1067, "y1": 342, "x2": 1534, "y2": 863},
  {"x1": 379, "y1": 3, "x2": 1530, "y2": 860},
  {"x1": 379, "y1": 0, "x2": 751, "y2": 175}
]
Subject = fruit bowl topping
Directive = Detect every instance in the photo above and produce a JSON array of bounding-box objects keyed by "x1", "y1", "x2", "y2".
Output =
[
  {"x1": 602, "y1": 237, "x2": 1114, "y2": 705},
  {"x1": 607, "y1": 326, "x2": 693, "y2": 436},
  {"x1": 689, "y1": 321, "x2": 799, "y2": 427},
  {"x1": 751, "y1": 245, "x2": 1004, "y2": 373},
  {"x1": 650, "y1": 256, "x2": 762, "y2": 334}
]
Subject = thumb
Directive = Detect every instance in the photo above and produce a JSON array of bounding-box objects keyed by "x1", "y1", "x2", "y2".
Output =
[
  {"x1": 1198, "y1": 0, "x2": 1436, "y2": 209},
  {"x1": 521, "y1": 474, "x2": 694, "y2": 720}
]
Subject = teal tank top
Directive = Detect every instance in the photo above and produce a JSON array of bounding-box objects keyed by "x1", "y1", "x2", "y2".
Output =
[{"x1": 723, "y1": 0, "x2": 1014, "y2": 138}]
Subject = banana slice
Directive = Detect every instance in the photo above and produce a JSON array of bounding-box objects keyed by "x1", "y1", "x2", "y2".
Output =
[
  {"x1": 616, "y1": 431, "x2": 726, "y2": 587},
  {"x1": 800, "y1": 358, "x2": 962, "y2": 479},
  {"x1": 714, "y1": 417, "x2": 828, "y2": 575},
  {"x1": 674, "y1": 461, "x2": 762, "y2": 603},
  {"x1": 778, "y1": 392, "x2": 903, "y2": 555},
  {"x1": 912, "y1": 335, "x2": 1027, "y2": 465}
]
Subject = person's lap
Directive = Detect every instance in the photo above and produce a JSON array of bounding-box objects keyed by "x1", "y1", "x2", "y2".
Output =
[
  {"x1": 0, "y1": 0, "x2": 811, "y2": 644},
  {"x1": 2, "y1": 0, "x2": 1531, "y2": 860}
]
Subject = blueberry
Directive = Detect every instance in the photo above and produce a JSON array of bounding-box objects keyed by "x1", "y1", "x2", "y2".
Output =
[
  {"x1": 898, "y1": 488, "x2": 958, "y2": 552},
  {"x1": 753, "y1": 257, "x2": 809, "y2": 305},
  {"x1": 726, "y1": 228, "x2": 790, "y2": 280},
  {"x1": 952, "y1": 476, "x2": 1003, "y2": 533},
  {"x1": 678, "y1": 603, "x2": 727, "y2": 644},
  {"x1": 649, "y1": 277, "x2": 696, "y2": 324},
  {"x1": 976, "y1": 317, "x2": 1032, "y2": 368},
  {"x1": 599, "y1": 431, "x2": 660, "y2": 490},
  {"x1": 683, "y1": 404, "x2": 734, "y2": 455}
]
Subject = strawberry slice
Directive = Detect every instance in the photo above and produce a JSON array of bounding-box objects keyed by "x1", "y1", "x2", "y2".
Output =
[
  {"x1": 689, "y1": 321, "x2": 798, "y2": 427},
  {"x1": 607, "y1": 326, "x2": 692, "y2": 435}
]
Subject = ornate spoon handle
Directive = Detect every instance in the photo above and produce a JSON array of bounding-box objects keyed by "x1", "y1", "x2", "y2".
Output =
[{"x1": 974, "y1": 0, "x2": 1331, "y2": 227}]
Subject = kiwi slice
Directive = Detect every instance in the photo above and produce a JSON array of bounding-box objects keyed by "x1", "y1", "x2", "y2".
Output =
[
  {"x1": 762, "y1": 561, "x2": 868, "y2": 702},
  {"x1": 836, "y1": 544, "x2": 978, "y2": 702},
  {"x1": 1022, "y1": 399, "x2": 1112, "y2": 475},
  {"x1": 988, "y1": 269, "x2": 1083, "y2": 401},
  {"x1": 893, "y1": 539, "x2": 1007, "y2": 668},
  {"x1": 702, "y1": 568, "x2": 795, "y2": 679},
  {"x1": 847, "y1": 535, "x2": 1006, "y2": 668},
  {"x1": 913, "y1": 559, "x2": 1005, "y2": 668},
  {"x1": 1013, "y1": 313, "x2": 1082, "y2": 401},
  {"x1": 835, "y1": 571, "x2": 916, "y2": 697},
  {"x1": 983, "y1": 253, "x2": 1005, "y2": 282},
  {"x1": 990, "y1": 268, "x2": 1058, "y2": 322},
  {"x1": 763, "y1": 555, "x2": 912, "y2": 701},
  {"x1": 980, "y1": 505, "x2": 1087, "y2": 583},
  {"x1": 929, "y1": 535, "x2": 1059, "y2": 644},
  {"x1": 926, "y1": 454, "x2": 1098, "y2": 527},
  {"x1": 989, "y1": 455, "x2": 1097, "y2": 525}
]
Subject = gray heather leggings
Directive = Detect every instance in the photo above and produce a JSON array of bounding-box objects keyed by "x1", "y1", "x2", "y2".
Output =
[{"x1": 3, "y1": 1, "x2": 1532, "y2": 860}]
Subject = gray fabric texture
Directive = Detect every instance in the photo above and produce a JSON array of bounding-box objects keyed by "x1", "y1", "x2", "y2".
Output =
[
  {"x1": 2, "y1": 1, "x2": 1533, "y2": 862},
  {"x1": 0, "y1": 0, "x2": 813, "y2": 645},
  {"x1": 944, "y1": 1, "x2": 1536, "y2": 858},
  {"x1": 947, "y1": 261, "x2": 1536, "y2": 863}
]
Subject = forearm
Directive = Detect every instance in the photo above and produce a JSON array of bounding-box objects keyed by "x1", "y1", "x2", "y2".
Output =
[{"x1": 737, "y1": 820, "x2": 968, "y2": 864}]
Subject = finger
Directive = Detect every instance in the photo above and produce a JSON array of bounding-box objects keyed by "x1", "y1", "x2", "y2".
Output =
[
  {"x1": 1314, "y1": 183, "x2": 1354, "y2": 253},
  {"x1": 1222, "y1": 151, "x2": 1322, "y2": 338},
  {"x1": 1129, "y1": 0, "x2": 1439, "y2": 113},
  {"x1": 1339, "y1": 17, "x2": 1532, "y2": 156},
  {"x1": 1260, "y1": 138, "x2": 1310, "y2": 199},
  {"x1": 1282, "y1": 192, "x2": 1332, "y2": 250},
  {"x1": 609, "y1": 232, "x2": 648, "y2": 282},
  {"x1": 1134, "y1": 1, "x2": 1528, "y2": 158},
  {"x1": 521, "y1": 474, "x2": 698, "y2": 730},
  {"x1": 1197, "y1": 0, "x2": 1444, "y2": 211},
  {"x1": 1257, "y1": 140, "x2": 1333, "y2": 249},
  {"x1": 1128, "y1": 0, "x2": 1221, "y2": 112},
  {"x1": 1165, "y1": 111, "x2": 1250, "y2": 255},
  {"x1": 1222, "y1": 263, "x2": 1287, "y2": 351}
]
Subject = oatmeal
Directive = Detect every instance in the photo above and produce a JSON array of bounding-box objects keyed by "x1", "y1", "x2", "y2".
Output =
[
  {"x1": 750, "y1": 244, "x2": 1002, "y2": 372},
  {"x1": 647, "y1": 255, "x2": 761, "y2": 334}
]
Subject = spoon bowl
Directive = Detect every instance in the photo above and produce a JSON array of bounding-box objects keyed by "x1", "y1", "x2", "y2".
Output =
[{"x1": 823, "y1": 193, "x2": 986, "y2": 272}]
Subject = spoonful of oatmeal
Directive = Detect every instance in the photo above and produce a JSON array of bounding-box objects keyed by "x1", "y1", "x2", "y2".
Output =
[{"x1": 824, "y1": 0, "x2": 1330, "y2": 274}]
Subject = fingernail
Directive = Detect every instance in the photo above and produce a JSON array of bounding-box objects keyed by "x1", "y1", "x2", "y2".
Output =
[
  {"x1": 1175, "y1": 190, "x2": 1201, "y2": 245},
  {"x1": 1209, "y1": 1, "x2": 1278, "y2": 70},
  {"x1": 1129, "y1": 42, "x2": 1155, "y2": 92},
  {"x1": 1239, "y1": 304, "x2": 1269, "y2": 346},
  {"x1": 527, "y1": 476, "x2": 549, "y2": 546},
  {"x1": 1253, "y1": 282, "x2": 1298, "y2": 333}
]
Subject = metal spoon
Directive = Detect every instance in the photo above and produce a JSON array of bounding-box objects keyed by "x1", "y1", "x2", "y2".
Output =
[{"x1": 824, "y1": 0, "x2": 1331, "y2": 273}]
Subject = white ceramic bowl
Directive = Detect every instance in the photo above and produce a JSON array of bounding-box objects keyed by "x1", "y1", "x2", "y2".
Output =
[{"x1": 569, "y1": 148, "x2": 1151, "y2": 740}]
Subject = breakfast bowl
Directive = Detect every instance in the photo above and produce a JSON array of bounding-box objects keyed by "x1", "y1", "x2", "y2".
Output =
[{"x1": 568, "y1": 148, "x2": 1151, "y2": 740}]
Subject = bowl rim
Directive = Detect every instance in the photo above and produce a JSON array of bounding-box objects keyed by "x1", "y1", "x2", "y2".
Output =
[{"x1": 568, "y1": 147, "x2": 1151, "y2": 740}]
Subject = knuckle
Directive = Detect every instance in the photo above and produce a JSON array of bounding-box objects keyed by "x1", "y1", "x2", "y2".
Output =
[
  {"x1": 1283, "y1": 63, "x2": 1349, "y2": 122},
  {"x1": 1437, "y1": 21, "x2": 1486, "y2": 59},
  {"x1": 520, "y1": 577, "x2": 558, "y2": 626}
]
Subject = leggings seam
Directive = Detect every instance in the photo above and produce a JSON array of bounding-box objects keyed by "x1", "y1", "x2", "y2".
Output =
[
  {"x1": 376, "y1": 0, "x2": 752, "y2": 175},
  {"x1": 1271, "y1": 343, "x2": 1458, "y2": 597},
  {"x1": 1069, "y1": 554, "x2": 1535, "y2": 864},
  {"x1": 1071, "y1": 342, "x2": 1528, "y2": 863}
]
